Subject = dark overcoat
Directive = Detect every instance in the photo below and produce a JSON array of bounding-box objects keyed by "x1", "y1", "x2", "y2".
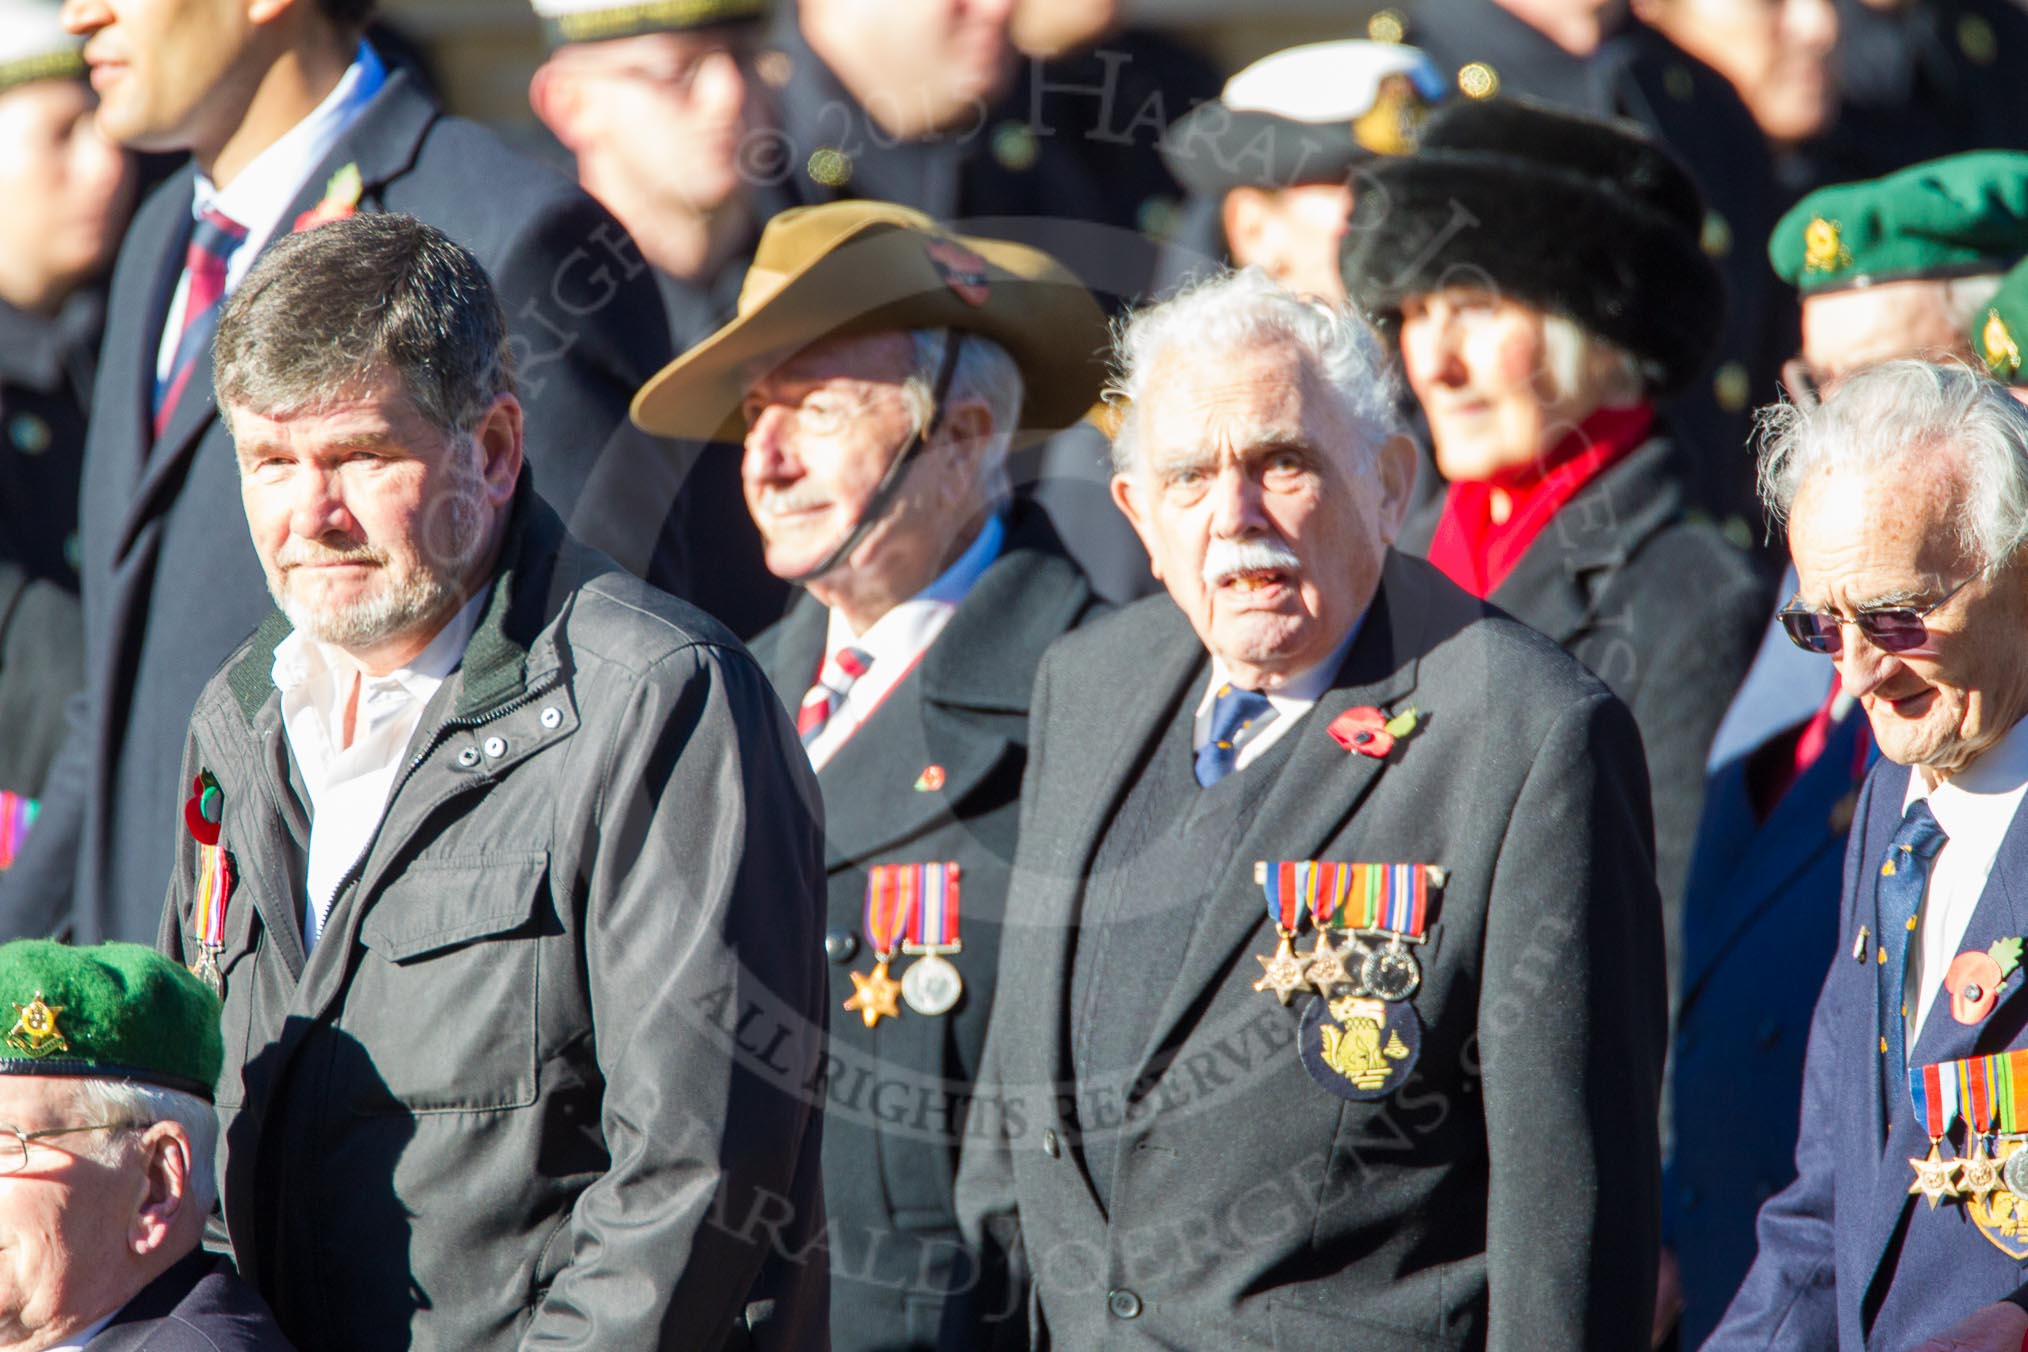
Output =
[
  {"x1": 751, "y1": 509, "x2": 1102, "y2": 1351},
  {"x1": 959, "y1": 552, "x2": 1668, "y2": 1350},
  {"x1": 89, "y1": 1252, "x2": 293, "y2": 1351}
]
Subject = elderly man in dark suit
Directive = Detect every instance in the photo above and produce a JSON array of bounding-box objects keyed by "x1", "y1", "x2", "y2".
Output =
[
  {"x1": 1710, "y1": 361, "x2": 2028, "y2": 1352},
  {"x1": 956, "y1": 266, "x2": 1667, "y2": 1349},
  {"x1": 0, "y1": 0, "x2": 679, "y2": 945},
  {"x1": 633, "y1": 199, "x2": 1110, "y2": 1352}
]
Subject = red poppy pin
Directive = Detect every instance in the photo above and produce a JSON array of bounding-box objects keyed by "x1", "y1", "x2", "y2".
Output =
[
  {"x1": 293, "y1": 163, "x2": 362, "y2": 233},
  {"x1": 914, "y1": 765, "x2": 946, "y2": 792},
  {"x1": 925, "y1": 240, "x2": 990, "y2": 307},
  {"x1": 1328, "y1": 706, "x2": 1420, "y2": 759},
  {"x1": 1948, "y1": 937, "x2": 2023, "y2": 1025},
  {"x1": 183, "y1": 772, "x2": 224, "y2": 846}
]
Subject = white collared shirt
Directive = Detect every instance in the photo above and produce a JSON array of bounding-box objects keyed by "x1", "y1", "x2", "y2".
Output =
[
  {"x1": 1905, "y1": 715, "x2": 2028, "y2": 1043},
  {"x1": 273, "y1": 592, "x2": 486, "y2": 951},
  {"x1": 1192, "y1": 617, "x2": 1365, "y2": 772},
  {"x1": 803, "y1": 515, "x2": 1006, "y2": 772},
  {"x1": 155, "y1": 41, "x2": 387, "y2": 383}
]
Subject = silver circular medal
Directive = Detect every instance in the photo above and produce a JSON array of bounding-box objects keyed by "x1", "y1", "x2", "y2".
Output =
[
  {"x1": 2003, "y1": 1142, "x2": 2028, "y2": 1198},
  {"x1": 901, "y1": 952, "x2": 963, "y2": 1016},
  {"x1": 1361, "y1": 941, "x2": 1422, "y2": 1002}
]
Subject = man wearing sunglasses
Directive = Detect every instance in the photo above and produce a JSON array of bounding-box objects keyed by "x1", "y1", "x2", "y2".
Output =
[
  {"x1": 1711, "y1": 360, "x2": 2028, "y2": 1351},
  {"x1": 0, "y1": 939, "x2": 290, "y2": 1350}
]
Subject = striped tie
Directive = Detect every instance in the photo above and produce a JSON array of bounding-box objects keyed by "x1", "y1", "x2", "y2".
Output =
[
  {"x1": 798, "y1": 646, "x2": 873, "y2": 746},
  {"x1": 154, "y1": 206, "x2": 247, "y2": 437}
]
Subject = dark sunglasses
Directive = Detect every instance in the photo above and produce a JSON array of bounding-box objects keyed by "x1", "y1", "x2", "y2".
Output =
[{"x1": 1777, "y1": 569, "x2": 1986, "y2": 655}]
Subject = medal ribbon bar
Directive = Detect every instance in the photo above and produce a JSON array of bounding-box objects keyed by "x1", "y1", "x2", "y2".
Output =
[
  {"x1": 902, "y1": 862, "x2": 961, "y2": 950},
  {"x1": 1911, "y1": 1059, "x2": 1963, "y2": 1141},
  {"x1": 194, "y1": 843, "x2": 233, "y2": 950},
  {"x1": 863, "y1": 863, "x2": 918, "y2": 959}
]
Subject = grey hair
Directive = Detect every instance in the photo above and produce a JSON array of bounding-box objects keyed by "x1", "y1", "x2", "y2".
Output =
[
  {"x1": 1757, "y1": 357, "x2": 2028, "y2": 566},
  {"x1": 214, "y1": 213, "x2": 517, "y2": 441},
  {"x1": 66, "y1": 1078, "x2": 219, "y2": 1214},
  {"x1": 1105, "y1": 267, "x2": 1404, "y2": 475},
  {"x1": 1540, "y1": 312, "x2": 1647, "y2": 407},
  {"x1": 905, "y1": 328, "x2": 1021, "y2": 509},
  {"x1": 1945, "y1": 273, "x2": 2006, "y2": 334}
]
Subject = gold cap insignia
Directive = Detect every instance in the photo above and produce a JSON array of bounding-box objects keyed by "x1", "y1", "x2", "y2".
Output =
[
  {"x1": 1803, "y1": 216, "x2": 1849, "y2": 274},
  {"x1": 1352, "y1": 74, "x2": 1431, "y2": 156},
  {"x1": 6, "y1": 993, "x2": 67, "y2": 1058},
  {"x1": 1984, "y1": 309, "x2": 2022, "y2": 380},
  {"x1": 1457, "y1": 61, "x2": 1499, "y2": 100}
]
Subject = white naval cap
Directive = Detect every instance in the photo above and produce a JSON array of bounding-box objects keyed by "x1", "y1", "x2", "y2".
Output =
[{"x1": 1220, "y1": 39, "x2": 1446, "y2": 125}]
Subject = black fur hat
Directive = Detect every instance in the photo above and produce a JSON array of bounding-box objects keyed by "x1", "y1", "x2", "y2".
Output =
[{"x1": 1341, "y1": 98, "x2": 1725, "y2": 394}]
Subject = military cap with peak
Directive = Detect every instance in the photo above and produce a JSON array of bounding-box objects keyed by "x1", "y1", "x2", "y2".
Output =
[
  {"x1": 0, "y1": 0, "x2": 86, "y2": 96},
  {"x1": 1975, "y1": 257, "x2": 2028, "y2": 384},
  {"x1": 1159, "y1": 40, "x2": 1445, "y2": 198},
  {"x1": 1770, "y1": 151, "x2": 2028, "y2": 294},
  {"x1": 0, "y1": 941, "x2": 223, "y2": 1100},
  {"x1": 630, "y1": 201, "x2": 1110, "y2": 445},
  {"x1": 530, "y1": 0, "x2": 764, "y2": 48}
]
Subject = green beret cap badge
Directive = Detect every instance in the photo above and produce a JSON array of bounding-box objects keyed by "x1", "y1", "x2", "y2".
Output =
[
  {"x1": 7, "y1": 993, "x2": 67, "y2": 1058},
  {"x1": 1804, "y1": 217, "x2": 1850, "y2": 274},
  {"x1": 1984, "y1": 309, "x2": 2022, "y2": 380}
]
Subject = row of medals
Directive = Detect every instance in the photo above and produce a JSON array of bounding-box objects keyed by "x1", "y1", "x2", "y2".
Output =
[
  {"x1": 1257, "y1": 925, "x2": 1422, "y2": 1005},
  {"x1": 1915, "y1": 1133, "x2": 2028, "y2": 1241}
]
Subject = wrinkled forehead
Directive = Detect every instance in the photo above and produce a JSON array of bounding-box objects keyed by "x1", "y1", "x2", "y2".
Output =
[
  {"x1": 1131, "y1": 339, "x2": 1338, "y2": 466},
  {"x1": 1789, "y1": 455, "x2": 1974, "y2": 597},
  {"x1": 0, "y1": 1072, "x2": 81, "y2": 1131},
  {"x1": 742, "y1": 331, "x2": 917, "y2": 399}
]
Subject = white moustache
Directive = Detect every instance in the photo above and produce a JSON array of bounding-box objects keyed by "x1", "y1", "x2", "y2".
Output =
[
  {"x1": 753, "y1": 487, "x2": 833, "y2": 519},
  {"x1": 278, "y1": 544, "x2": 386, "y2": 570},
  {"x1": 1202, "y1": 537, "x2": 1302, "y2": 586}
]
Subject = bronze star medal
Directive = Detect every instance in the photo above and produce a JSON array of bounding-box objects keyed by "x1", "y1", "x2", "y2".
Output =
[
  {"x1": 1909, "y1": 1141, "x2": 1964, "y2": 1211},
  {"x1": 1253, "y1": 934, "x2": 1312, "y2": 1006},
  {"x1": 6, "y1": 992, "x2": 67, "y2": 1058},
  {"x1": 1302, "y1": 929, "x2": 1352, "y2": 991},
  {"x1": 1962, "y1": 1138, "x2": 2005, "y2": 1206},
  {"x1": 844, "y1": 960, "x2": 902, "y2": 1029}
]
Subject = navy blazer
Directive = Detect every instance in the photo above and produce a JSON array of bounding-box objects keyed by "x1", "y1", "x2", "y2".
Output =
[
  {"x1": 1669, "y1": 700, "x2": 1869, "y2": 1347},
  {"x1": 1710, "y1": 754, "x2": 2028, "y2": 1350},
  {"x1": 0, "y1": 67, "x2": 678, "y2": 944},
  {"x1": 89, "y1": 1252, "x2": 293, "y2": 1350}
]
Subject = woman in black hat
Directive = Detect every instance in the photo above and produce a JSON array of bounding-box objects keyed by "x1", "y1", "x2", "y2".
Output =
[{"x1": 1344, "y1": 98, "x2": 1764, "y2": 956}]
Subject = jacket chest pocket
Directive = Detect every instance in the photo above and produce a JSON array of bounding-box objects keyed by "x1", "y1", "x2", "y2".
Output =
[{"x1": 343, "y1": 851, "x2": 550, "y2": 1114}]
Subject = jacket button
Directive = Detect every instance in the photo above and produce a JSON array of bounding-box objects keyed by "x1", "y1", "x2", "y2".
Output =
[
  {"x1": 482, "y1": 736, "x2": 508, "y2": 758},
  {"x1": 540, "y1": 706, "x2": 563, "y2": 730},
  {"x1": 1043, "y1": 1128, "x2": 1060, "y2": 1158},
  {"x1": 455, "y1": 747, "x2": 481, "y2": 769},
  {"x1": 1106, "y1": 1289, "x2": 1142, "y2": 1320},
  {"x1": 823, "y1": 929, "x2": 857, "y2": 963}
]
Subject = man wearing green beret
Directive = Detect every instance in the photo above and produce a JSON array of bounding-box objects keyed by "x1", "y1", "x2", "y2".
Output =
[
  {"x1": 1772, "y1": 149, "x2": 2028, "y2": 393},
  {"x1": 0, "y1": 939, "x2": 290, "y2": 1350}
]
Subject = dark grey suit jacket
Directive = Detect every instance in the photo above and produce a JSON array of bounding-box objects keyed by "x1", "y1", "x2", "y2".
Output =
[
  {"x1": 959, "y1": 552, "x2": 1667, "y2": 1350},
  {"x1": 752, "y1": 508, "x2": 1101, "y2": 1351},
  {"x1": 0, "y1": 65, "x2": 681, "y2": 944},
  {"x1": 89, "y1": 1253, "x2": 293, "y2": 1351}
]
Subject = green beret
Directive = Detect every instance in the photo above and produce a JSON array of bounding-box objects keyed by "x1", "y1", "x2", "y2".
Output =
[
  {"x1": 1770, "y1": 150, "x2": 2028, "y2": 294},
  {"x1": 1977, "y1": 258, "x2": 2028, "y2": 384},
  {"x1": 0, "y1": 941, "x2": 222, "y2": 1099}
]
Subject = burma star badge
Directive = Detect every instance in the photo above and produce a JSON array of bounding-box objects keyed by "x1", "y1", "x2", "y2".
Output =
[
  {"x1": 843, "y1": 962, "x2": 902, "y2": 1029},
  {"x1": 1909, "y1": 1142, "x2": 1964, "y2": 1211},
  {"x1": 6, "y1": 992, "x2": 67, "y2": 1058}
]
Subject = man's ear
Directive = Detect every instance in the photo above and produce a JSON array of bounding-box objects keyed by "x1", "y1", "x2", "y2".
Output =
[
  {"x1": 934, "y1": 397, "x2": 995, "y2": 504},
  {"x1": 129, "y1": 1123, "x2": 193, "y2": 1258},
  {"x1": 1109, "y1": 469, "x2": 1164, "y2": 582},
  {"x1": 528, "y1": 62, "x2": 586, "y2": 152},
  {"x1": 474, "y1": 394, "x2": 525, "y2": 506},
  {"x1": 1373, "y1": 433, "x2": 1418, "y2": 546}
]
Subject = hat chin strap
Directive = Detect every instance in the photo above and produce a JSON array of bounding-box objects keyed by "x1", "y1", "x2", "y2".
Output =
[{"x1": 781, "y1": 332, "x2": 967, "y2": 588}]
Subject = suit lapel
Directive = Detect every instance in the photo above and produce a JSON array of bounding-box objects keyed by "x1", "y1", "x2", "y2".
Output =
[
  {"x1": 1131, "y1": 579, "x2": 1422, "y2": 1079},
  {"x1": 816, "y1": 672, "x2": 1010, "y2": 867},
  {"x1": 1905, "y1": 804, "x2": 2028, "y2": 1074}
]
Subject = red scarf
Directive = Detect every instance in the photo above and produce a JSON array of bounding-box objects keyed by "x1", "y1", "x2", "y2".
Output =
[{"x1": 1425, "y1": 403, "x2": 1655, "y2": 599}]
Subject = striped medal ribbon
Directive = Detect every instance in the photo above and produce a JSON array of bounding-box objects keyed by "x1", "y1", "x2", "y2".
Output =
[{"x1": 900, "y1": 862, "x2": 963, "y2": 1016}]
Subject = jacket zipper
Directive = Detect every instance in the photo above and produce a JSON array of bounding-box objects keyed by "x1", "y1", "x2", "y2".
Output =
[{"x1": 320, "y1": 675, "x2": 562, "y2": 913}]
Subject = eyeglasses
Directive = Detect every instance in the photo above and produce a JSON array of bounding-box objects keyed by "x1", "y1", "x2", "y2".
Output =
[
  {"x1": 1777, "y1": 569, "x2": 1987, "y2": 655},
  {"x1": 0, "y1": 1121, "x2": 139, "y2": 1175}
]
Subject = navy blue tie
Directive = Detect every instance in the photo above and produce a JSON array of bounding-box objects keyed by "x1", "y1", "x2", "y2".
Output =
[
  {"x1": 1877, "y1": 798, "x2": 1949, "y2": 1122},
  {"x1": 1195, "y1": 684, "x2": 1276, "y2": 787}
]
